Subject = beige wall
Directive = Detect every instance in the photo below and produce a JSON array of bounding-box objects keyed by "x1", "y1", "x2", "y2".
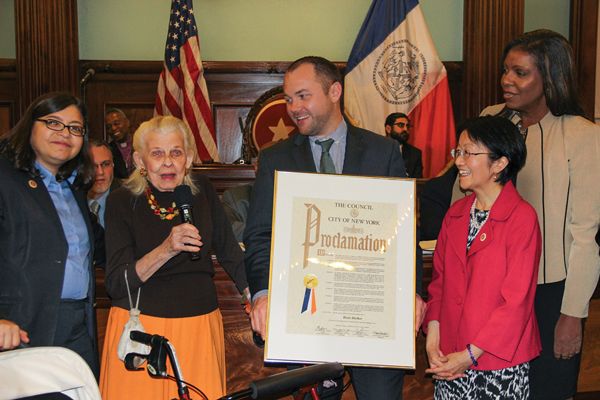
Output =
[{"x1": 0, "y1": 0, "x2": 571, "y2": 62}]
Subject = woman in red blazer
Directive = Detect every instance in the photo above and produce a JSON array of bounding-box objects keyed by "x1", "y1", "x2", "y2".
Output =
[{"x1": 423, "y1": 116, "x2": 542, "y2": 399}]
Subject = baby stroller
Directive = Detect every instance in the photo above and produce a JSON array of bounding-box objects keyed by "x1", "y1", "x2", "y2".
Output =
[{"x1": 0, "y1": 346, "x2": 102, "y2": 400}]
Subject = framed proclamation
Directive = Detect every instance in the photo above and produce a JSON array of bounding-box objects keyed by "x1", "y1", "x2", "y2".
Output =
[{"x1": 264, "y1": 171, "x2": 417, "y2": 369}]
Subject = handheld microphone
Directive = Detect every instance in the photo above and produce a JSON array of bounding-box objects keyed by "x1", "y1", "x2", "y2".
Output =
[
  {"x1": 174, "y1": 184, "x2": 201, "y2": 261},
  {"x1": 80, "y1": 69, "x2": 95, "y2": 85}
]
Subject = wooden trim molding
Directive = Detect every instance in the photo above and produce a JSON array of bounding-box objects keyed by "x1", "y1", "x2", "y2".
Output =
[
  {"x1": 462, "y1": 0, "x2": 524, "y2": 119},
  {"x1": 14, "y1": 0, "x2": 79, "y2": 117},
  {"x1": 570, "y1": 0, "x2": 599, "y2": 119}
]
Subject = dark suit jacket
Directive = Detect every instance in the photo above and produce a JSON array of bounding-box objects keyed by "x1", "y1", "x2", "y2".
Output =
[
  {"x1": 221, "y1": 182, "x2": 253, "y2": 242},
  {"x1": 109, "y1": 140, "x2": 129, "y2": 180},
  {"x1": 244, "y1": 123, "x2": 423, "y2": 297},
  {"x1": 419, "y1": 165, "x2": 458, "y2": 241},
  {"x1": 0, "y1": 157, "x2": 104, "y2": 373},
  {"x1": 402, "y1": 142, "x2": 423, "y2": 178}
]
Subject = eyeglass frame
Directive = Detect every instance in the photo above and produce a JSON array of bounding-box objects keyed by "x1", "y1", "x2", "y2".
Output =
[
  {"x1": 36, "y1": 119, "x2": 86, "y2": 137},
  {"x1": 450, "y1": 148, "x2": 494, "y2": 160},
  {"x1": 393, "y1": 122, "x2": 412, "y2": 130}
]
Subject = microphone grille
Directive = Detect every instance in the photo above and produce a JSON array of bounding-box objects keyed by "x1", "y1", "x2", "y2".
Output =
[{"x1": 174, "y1": 185, "x2": 193, "y2": 207}]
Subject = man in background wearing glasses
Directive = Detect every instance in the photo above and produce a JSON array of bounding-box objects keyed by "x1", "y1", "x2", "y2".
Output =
[
  {"x1": 87, "y1": 139, "x2": 121, "y2": 229},
  {"x1": 384, "y1": 112, "x2": 423, "y2": 178}
]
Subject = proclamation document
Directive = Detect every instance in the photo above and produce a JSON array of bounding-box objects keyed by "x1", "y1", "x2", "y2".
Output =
[{"x1": 265, "y1": 172, "x2": 416, "y2": 369}]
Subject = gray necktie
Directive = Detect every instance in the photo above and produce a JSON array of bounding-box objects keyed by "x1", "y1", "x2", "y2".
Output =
[
  {"x1": 90, "y1": 201, "x2": 100, "y2": 220},
  {"x1": 316, "y1": 139, "x2": 336, "y2": 174}
]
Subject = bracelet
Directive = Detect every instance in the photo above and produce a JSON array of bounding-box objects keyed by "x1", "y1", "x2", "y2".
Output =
[{"x1": 467, "y1": 344, "x2": 478, "y2": 366}]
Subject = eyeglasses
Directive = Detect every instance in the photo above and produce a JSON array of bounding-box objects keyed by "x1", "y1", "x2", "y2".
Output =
[
  {"x1": 393, "y1": 122, "x2": 412, "y2": 129},
  {"x1": 37, "y1": 119, "x2": 86, "y2": 137},
  {"x1": 94, "y1": 161, "x2": 113, "y2": 170},
  {"x1": 451, "y1": 148, "x2": 493, "y2": 160}
]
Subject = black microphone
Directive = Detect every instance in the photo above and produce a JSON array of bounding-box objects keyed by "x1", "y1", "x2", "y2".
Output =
[
  {"x1": 174, "y1": 184, "x2": 201, "y2": 261},
  {"x1": 80, "y1": 68, "x2": 95, "y2": 85}
]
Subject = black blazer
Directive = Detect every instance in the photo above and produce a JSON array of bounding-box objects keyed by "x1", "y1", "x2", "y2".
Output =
[
  {"x1": 0, "y1": 157, "x2": 103, "y2": 373},
  {"x1": 402, "y1": 142, "x2": 423, "y2": 179},
  {"x1": 244, "y1": 123, "x2": 423, "y2": 297},
  {"x1": 419, "y1": 165, "x2": 458, "y2": 241}
]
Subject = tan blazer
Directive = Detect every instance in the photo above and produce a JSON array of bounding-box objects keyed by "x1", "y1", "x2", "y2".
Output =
[{"x1": 452, "y1": 104, "x2": 600, "y2": 317}]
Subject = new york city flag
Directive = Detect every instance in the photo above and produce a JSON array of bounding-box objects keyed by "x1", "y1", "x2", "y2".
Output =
[{"x1": 344, "y1": 0, "x2": 455, "y2": 178}]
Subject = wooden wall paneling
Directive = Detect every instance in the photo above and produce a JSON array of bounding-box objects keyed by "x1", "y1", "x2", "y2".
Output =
[
  {"x1": 14, "y1": 0, "x2": 79, "y2": 117},
  {"x1": 570, "y1": 0, "x2": 599, "y2": 119},
  {"x1": 0, "y1": 104, "x2": 14, "y2": 137},
  {"x1": 206, "y1": 70, "x2": 286, "y2": 162},
  {"x1": 443, "y1": 61, "x2": 464, "y2": 124},
  {"x1": 213, "y1": 104, "x2": 250, "y2": 163},
  {"x1": 462, "y1": 0, "x2": 524, "y2": 120},
  {"x1": 80, "y1": 61, "x2": 163, "y2": 141},
  {"x1": 0, "y1": 59, "x2": 18, "y2": 136}
]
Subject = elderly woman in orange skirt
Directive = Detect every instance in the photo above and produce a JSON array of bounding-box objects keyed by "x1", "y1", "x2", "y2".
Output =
[{"x1": 99, "y1": 116, "x2": 250, "y2": 399}]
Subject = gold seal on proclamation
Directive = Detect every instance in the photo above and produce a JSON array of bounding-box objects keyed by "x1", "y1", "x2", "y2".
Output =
[{"x1": 303, "y1": 274, "x2": 319, "y2": 289}]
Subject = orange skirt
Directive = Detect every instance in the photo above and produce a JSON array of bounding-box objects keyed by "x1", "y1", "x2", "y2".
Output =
[{"x1": 99, "y1": 307, "x2": 226, "y2": 400}]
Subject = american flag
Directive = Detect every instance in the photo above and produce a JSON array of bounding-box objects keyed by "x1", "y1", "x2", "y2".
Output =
[{"x1": 154, "y1": 0, "x2": 219, "y2": 162}]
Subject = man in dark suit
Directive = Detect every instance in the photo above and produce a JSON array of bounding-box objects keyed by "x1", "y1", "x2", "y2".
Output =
[
  {"x1": 105, "y1": 108, "x2": 133, "y2": 179},
  {"x1": 385, "y1": 112, "x2": 423, "y2": 178},
  {"x1": 244, "y1": 56, "x2": 425, "y2": 400},
  {"x1": 88, "y1": 139, "x2": 121, "y2": 229},
  {"x1": 221, "y1": 141, "x2": 277, "y2": 242}
]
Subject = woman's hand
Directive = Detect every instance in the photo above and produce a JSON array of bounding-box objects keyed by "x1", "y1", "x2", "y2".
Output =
[
  {"x1": 162, "y1": 223, "x2": 203, "y2": 258},
  {"x1": 426, "y1": 350, "x2": 471, "y2": 381},
  {"x1": 425, "y1": 321, "x2": 450, "y2": 379},
  {"x1": 554, "y1": 313, "x2": 582, "y2": 359},
  {"x1": 0, "y1": 320, "x2": 29, "y2": 351},
  {"x1": 136, "y1": 223, "x2": 203, "y2": 282},
  {"x1": 426, "y1": 342, "x2": 484, "y2": 381},
  {"x1": 415, "y1": 294, "x2": 427, "y2": 337}
]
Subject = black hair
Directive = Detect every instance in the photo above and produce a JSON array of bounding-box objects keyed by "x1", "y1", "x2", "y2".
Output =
[
  {"x1": 457, "y1": 116, "x2": 527, "y2": 186},
  {"x1": 89, "y1": 138, "x2": 112, "y2": 154},
  {"x1": 287, "y1": 56, "x2": 342, "y2": 94},
  {"x1": 502, "y1": 29, "x2": 585, "y2": 117},
  {"x1": 0, "y1": 92, "x2": 95, "y2": 189},
  {"x1": 385, "y1": 112, "x2": 410, "y2": 127}
]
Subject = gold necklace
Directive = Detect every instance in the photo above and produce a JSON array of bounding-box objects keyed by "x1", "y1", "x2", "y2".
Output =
[{"x1": 145, "y1": 184, "x2": 179, "y2": 220}]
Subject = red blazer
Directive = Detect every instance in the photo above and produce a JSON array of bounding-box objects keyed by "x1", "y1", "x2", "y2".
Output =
[{"x1": 423, "y1": 182, "x2": 542, "y2": 370}]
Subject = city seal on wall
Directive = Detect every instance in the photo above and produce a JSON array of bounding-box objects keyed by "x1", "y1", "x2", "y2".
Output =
[{"x1": 373, "y1": 39, "x2": 427, "y2": 105}]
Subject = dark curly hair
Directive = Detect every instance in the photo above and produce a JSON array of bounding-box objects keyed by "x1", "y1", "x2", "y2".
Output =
[{"x1": 0, "y1": 92, "x2": 95, "y2": 190}]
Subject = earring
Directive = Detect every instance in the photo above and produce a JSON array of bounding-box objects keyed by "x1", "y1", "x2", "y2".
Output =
[{"x1": 140, "y1": 168, "x2": 147, "y2": 177}]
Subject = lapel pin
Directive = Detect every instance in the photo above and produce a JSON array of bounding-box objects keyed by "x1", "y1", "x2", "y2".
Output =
[
  {"x1": 480, "y1": 233, "x2": 486, "y2": 241},
  {"x1": 29, "y1": 180, "x2": 37, "y2": 188}
]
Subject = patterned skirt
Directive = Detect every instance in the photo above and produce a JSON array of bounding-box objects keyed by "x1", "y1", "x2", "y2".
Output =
[{"x1": 434, "y1": 362, "x2": 530, "y2": 400}]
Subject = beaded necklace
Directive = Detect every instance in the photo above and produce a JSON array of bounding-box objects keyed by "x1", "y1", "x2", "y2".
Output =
[
  {"x1": 470, "y1": 197, "x2": 490, "y2": 230},
  {"x1": 515, "y1": 113, "x2": 528, "y2": 140},
  {"x1": 145, "y1": 184, "x2": 179, "y2": 220}
]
